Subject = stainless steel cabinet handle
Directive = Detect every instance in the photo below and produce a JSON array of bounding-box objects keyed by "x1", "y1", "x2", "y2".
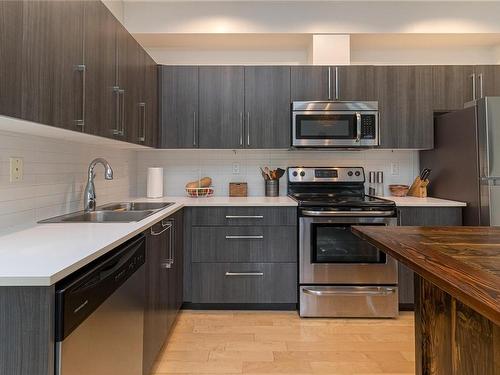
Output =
[
  {"x1": 478, "y1": 73, "x2": 484, "y2": 99},
  {"x1": 246, "y1": 112, "x2": 250, "y2": 146},
  {"x1": 160, "y1": 262, "x2": 171, "y2": 269},
  {"x1": 225, "y1": 235, "x2": 264, "y2": 239},
  {"x1": 355, "y1": 112, "x2": 361, "y2": 143},
  {"x1": 150, "y1": 222, "x2": 172, "y2": 236},
  {"x1": 471, "y1": 73, "x2": 477, "y2": 101},
  {"x1": 225, "y1": 272, "x2": 264, "y2": 277},
  {"x1": 138, "y1": 102, "x2": 146, "y2": 142},
  {"x1": 113, "y1": 86, "x2": 121, "y2": 135},
  {"x1": 193, "y1": 111, "x2": 197, "y2": 146},
  {"x1": 120, "y1": 89, "x2": 125, "y2": 136},
  {"x1": 335, "y1": 67, "x2": 339, "y2": 100},
  {"x1": 303, "y1": 287, "x2": 396, "y2": 297},
  {"x1": 327, "y1": 67, "x2": 332, "y2": 100},
  {"x1": 74, "y1": 64, "x2": 86, "y2": 130},
  {"x1": 302, "y1": 210, "x2": 395, "y2": 217},
  {"x1": 239, "y1": 112, "x2": 243, "y2": 146},
  {"x1": 225, "y1": 215, "x2": 264, "y2": 219}
]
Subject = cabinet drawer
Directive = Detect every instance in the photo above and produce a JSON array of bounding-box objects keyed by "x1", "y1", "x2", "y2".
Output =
[
  {"x1": 192, "y1": 226, "x2": 297, "y2": 263},
  {"x1": 191, "y1": 263, "x2": 297, "y2": 303},
  {"x1": 190, "y1": 207, "x2": 296, "y2": 226}
]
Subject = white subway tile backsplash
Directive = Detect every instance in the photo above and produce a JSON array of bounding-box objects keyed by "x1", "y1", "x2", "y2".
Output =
[{"x1": 136, "y1": 149, "x2": 420, "y2": 198}]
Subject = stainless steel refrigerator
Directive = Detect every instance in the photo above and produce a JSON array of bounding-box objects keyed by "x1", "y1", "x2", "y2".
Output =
[{"x1": 420, "y1": 97, "x2": 500, "y2": 226}]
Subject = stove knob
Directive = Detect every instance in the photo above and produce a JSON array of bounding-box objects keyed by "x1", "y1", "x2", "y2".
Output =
[
  {"x1": 300, "y1": 171, "x2": 306, "y2": 177},
  {"x1": 355, "y1": 171, "x2": 361, "y2": 177},
  {"x1": 292, "y1": 171, "x2": 298, "y2": 177},
  {"x1": 347, "y1": 171, "x2": 353, "y2": 177}
]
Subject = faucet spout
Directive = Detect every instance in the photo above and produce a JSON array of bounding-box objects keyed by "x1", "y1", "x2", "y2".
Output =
[{"x1": 84, "y1": 158, "x2": 114, "y2": 212}]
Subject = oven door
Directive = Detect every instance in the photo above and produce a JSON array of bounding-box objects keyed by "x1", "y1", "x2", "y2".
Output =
[
  {"x1": 299, "y1": 215, "x2": 398, "y2": 284},
  {"x1": 292, "y1": 111, "x2": 362, "y2": 147}
]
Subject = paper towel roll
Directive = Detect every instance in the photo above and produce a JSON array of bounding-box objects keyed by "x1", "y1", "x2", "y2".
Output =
[{"x1": 147, "y1": 167, "x2": 164, "y2": 198}]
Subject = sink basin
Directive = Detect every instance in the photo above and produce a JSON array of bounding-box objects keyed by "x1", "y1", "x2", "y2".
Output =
[
  {"x1": 39, "y1": 210, "x2": 157, "y2": 223},
  {"x1": 98, "y1": 202, "x2": 174, "y2": 212}
]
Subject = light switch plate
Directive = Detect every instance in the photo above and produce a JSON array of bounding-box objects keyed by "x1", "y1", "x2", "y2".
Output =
[
  {"x1": 10, "y1": 157, "x2": 24, "y2": 182},
  {"x1": 390, "y1": 162, "x2": 399, "y2": 176},
  {"x1": 232, "y1": 162, "x2": 240, "y2": 174}
]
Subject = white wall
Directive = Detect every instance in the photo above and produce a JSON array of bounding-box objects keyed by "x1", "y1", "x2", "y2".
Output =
[
  {"x1": 102, "y1": 0, "x2": 125, "y2": 24},
  {"x1": 0, "y1": 128, "x2": 137, "y2": 233},
  {"x1": 124, "y1": 1, "x2": 500, "y2": 34},
  {"x1": 136, "y1": 149, "x2": 419, "y2": 198}
]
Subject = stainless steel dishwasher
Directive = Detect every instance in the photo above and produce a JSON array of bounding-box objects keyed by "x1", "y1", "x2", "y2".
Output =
[{"x1": 55, "y1": 234, "x2": 146, "y2": 375}]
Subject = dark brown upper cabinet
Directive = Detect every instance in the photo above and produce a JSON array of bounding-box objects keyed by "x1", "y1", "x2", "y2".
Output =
[
  {"x1": 474, "y1": 65, "x2": 500, "y2": 99},
  {"x1": 375, "y1": 66, "x2": 434, "y2": 149},
  {"x1": 139, "y1": 51, "x2": 159, "y2": 148},
  {"x1": 290, "y1": 66, "x2": 332, "y2": 101},
  {"x1": 432, "y1": 65, "x2": 475, "y2": 112},
  {"x1": 20, "y1": 1, "x2": 84, "y2": 132},
  {"x1": 244, "y1": 66, "x2": 291, "y2": 149},
  {"x1": 160, "y1": 66, "x2": 199, "y2": 148},
  {"x1": 0, "y1": 1, "x2": 23, "y2": 119},
  {"x1": 336, "y1": 66, "x2": 376, "y2": 101},
  {"x1": 198, "y1": 66, "x2": 245, "y2": 149}
]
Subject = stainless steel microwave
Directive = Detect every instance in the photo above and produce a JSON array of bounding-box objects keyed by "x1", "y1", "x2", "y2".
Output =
[{"x1": 291, "y1": 101, "x2": 379, "y2": 148}]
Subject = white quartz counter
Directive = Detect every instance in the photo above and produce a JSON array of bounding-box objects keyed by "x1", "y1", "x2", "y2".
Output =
[
  {"x1": 378, "y1": 196, "x2": 467, "y2": 207},
  {"x1": 0, "y1": 196, "x2": 297, "y2": 286}
]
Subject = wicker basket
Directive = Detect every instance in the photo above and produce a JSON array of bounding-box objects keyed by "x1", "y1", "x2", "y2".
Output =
[{"x1": 185, "y1": 187, "x2": 214, "y2": 198}]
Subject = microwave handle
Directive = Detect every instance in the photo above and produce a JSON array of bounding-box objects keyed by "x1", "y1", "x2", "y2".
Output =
[{"x1": 355, "y1": 112, "x2": 361, "y2": 143}]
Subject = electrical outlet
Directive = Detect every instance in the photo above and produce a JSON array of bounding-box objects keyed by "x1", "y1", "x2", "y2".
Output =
[
  {"x1": 390, "y1": 162, "x2": 399, "y2": 176},
  {"x1": 10, "y1": 157, "x2": 24, "y2": 182},
  {"x1": 232, "y1": 162, "x2": 240, "y2": 174}
]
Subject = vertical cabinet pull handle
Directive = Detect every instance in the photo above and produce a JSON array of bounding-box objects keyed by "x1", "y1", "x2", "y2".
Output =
[
  {"x1": 113, "y1": 86, "x2": 120, "y2": 135},
  {"x1": 478, "y1": 73, "x2": 484, "y2": 99},
  {"x1": 138, "y1": 102, "x2": 146, "y2": 142},
  {"x1": 120, "y1": 89, "x2": 125, "y2": 136},
  {"x1": 239, "y1": 112, "x2": 243, "y2": 146},
  {"x1": 327, "y1": 67, "x2": 332, "y2": 100},
  {"x1": 471, "y1": 74, "x2": 477, "y2": 101},
  {"x1": 74, "y1": 64, "x2": 86, "y2": 131},
  {"x1": 246, "y1": 112, "x2": 250, "y2": 147},
  {"x1": 193, "y1": 111, "x2": 197, "y2": 146},
  {"x1": 335, "y1": 67, "x2": 339, "y2": 100}
]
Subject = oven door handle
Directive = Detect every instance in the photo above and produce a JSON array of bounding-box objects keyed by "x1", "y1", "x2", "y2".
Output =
[
  {"x1": 301, "y1": 210, "x2": 395, "y2": 217},
  {"x1": 303, "y1": 287, "x2": 396, "y2": 297}
]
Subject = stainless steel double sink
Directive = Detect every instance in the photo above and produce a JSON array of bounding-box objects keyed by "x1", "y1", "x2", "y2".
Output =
[{"x1": 39, "y1": 202, "x2": 175, "y2": 223}]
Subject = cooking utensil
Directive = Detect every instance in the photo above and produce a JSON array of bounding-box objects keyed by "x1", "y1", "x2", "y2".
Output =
[
  {"x1": 276, "y1": 168, "x2": 285, "y2": 179},
  {"x1": 260, "y1": 167, "x2": 269, "y2": 180},
  {"x1": 264, "y1": 167, "x2": 272, "y2": 180}
]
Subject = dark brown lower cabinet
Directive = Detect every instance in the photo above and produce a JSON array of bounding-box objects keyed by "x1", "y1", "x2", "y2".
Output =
[
  {"x1": 143, "y1": 210, "x2": 183, "y2": 375},
  {"x1": 397, "y1": 206, "x2": 463, "y2": 309}
]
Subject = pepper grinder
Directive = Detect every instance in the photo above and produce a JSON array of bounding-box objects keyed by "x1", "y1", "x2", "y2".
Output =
[
  {"x1": 376, "y1": 171, "x2": 384, "y2": 196},
  {"x1": 367, "y1": 171, "x2": 376, "y2": 196}
]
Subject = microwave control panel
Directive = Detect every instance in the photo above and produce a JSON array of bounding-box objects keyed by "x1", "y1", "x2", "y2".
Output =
[{"x1": 360, "y1": 115, "x2": 377, "y2": 139}]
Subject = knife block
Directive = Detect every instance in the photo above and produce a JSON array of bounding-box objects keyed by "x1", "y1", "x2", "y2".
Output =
[{"x1": 407, "y1": 177, "x2": 429, "y2": 198}]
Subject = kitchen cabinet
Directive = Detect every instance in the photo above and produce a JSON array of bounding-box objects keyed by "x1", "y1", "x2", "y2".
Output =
[
  {"x1": 20, "y1": 0, "x2": 85, "y2": 132},
  {"x1": 244, "y1": 66, "x2": 291, "y2": 149},
  {"x1": 143, "y1": 210, "x2": 183, "y2": 375},
  {"x1": 432, "y1": 65, "x2": 474, "y2": 111},
  {"x1": 290, "y1": 66, "x2": 332, "y2": 101},
  {"x1": 160, "y1": 66, "x2": 199, "y2": 148},
  {"x1": 0, "y1": 1, "x2": 23, "y2": 119},
  {"x1": 198, "y1": 66, "x2": 245, "y2": 148},
  {"x1": 185, "y1": 206, "x2": 297, "y2": 307},
  {"x1": 139, "y1": 51, "x2": 159, "y2": 148},
  {"x1": 336, "y1": 66, "x2": 376, "y2": 101},
  {"x1": 375, "y1": 66, "x2": 434, "y2": 149},
  {"x1": 397, "y1": 206, "x2": 463, "y2": 309},
  {"x1": 474, "y1": 65, "x2": 500, "y2": 99}
]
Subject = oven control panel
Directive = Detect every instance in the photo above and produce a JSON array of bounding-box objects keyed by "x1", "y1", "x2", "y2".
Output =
[{"x1": 288, "y1": 167, "x2": 365, "y2": 183}]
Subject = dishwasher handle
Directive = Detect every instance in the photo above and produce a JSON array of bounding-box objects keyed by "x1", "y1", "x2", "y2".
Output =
[{"x1": 55, "y1": 234, "x2": 146, "y2": 342}]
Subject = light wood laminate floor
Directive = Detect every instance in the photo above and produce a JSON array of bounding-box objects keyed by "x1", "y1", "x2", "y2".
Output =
[{"x1": 151, "y1": 310, "x2": 415, "y2": 374}]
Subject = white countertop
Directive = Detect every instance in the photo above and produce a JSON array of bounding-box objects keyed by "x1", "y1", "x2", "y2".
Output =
[
  {"x1": 378, "y1": 196, "x2": 467, "y2": 207},
  {"x1": 0, "y1": 196, "x2": 296, "y2": 287}
]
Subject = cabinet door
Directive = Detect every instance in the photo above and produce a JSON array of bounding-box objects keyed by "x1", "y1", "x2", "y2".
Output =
[
  {"x1": 21, "y1": 1, "x2": 84, "y2": 131},
  {"x1": 0, "y1": 1, "x2": 23, "y2": 118},
  {"x1": 475, "y1": 65, "x2": 500, "y2": 99},
  {"x1": 166, "y1": 210, "x2": 184, "y2": 332},
  {"x1": 83, "y1": 1, "x2": 117, "y2": 138},
  {"x1": 199, "y1": 66, "x2": 245, "y2": 148},
  {"x1": 142, "y1": 53, "x2": 158, "y2": 148},
  {"x1": 337, "y1": 66, "x2": 375, "y2": 101},
  {"x1": 160, "y1": 66, "x2": 199, "y2": 148},
  {"x1": 290, "y1": 66, "x2": 331, "y2": 101},
  {"x1": 433, "y1": 66, "x2": 474, "y2": 111},
  {"x1": 244, "y1": 66, "x2": 291, "y2": 149},
  {"x1": 375, "y1": 66, "x2": 434, "y2": 149},
  {"x1": 398, "y1": 207, "x2": 463, "y2": 307}
]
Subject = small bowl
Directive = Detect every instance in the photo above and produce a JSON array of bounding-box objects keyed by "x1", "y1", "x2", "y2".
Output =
[{"x1": 389, "y1": 184, "x2": 409, "y2": 197}]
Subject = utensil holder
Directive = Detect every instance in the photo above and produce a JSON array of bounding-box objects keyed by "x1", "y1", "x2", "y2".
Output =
[{"x1": 265, "y1": 180, "x2": 279, "y2": 197}]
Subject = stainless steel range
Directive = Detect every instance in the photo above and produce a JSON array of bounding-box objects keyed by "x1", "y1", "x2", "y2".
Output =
[{"x1": 287, "y1": 167, "x2": 399, "y2": 318}]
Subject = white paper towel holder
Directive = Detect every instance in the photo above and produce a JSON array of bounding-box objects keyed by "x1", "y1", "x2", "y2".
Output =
[{"x1": 147, "y1": 167, "x2": 164, "y2": 198}]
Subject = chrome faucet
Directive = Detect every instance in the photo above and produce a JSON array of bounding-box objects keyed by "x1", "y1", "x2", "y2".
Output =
[{"x1": 84, "y1": 158, "x2": 114, "y2": 211}]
